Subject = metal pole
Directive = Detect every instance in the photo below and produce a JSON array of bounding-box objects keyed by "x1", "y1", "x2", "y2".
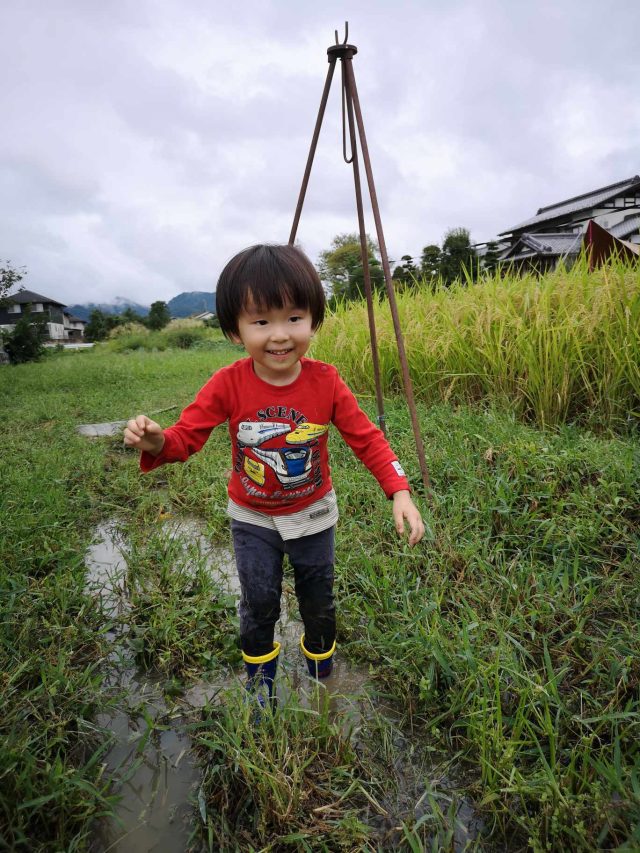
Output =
[
  {"x1": 288, "y1": 25, "x2": 432, "y2": 496},
  {"x1": 340, "y1": 49, "x2": 387, "y2": 434},
  {"x1": 343, "y1": 58, "x2": 432, "y2": 495},
  {"x1": 289, "y1": 58, "x2": 337, "y2": 246}
]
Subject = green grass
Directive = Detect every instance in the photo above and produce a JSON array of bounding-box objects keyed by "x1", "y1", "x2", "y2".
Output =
[
  {"x1": 331, "y1": 403, "x2": 639, "y2": 849},
  {"x1": 193, "y1": 682, "x2": 468, "y2": 852},
  {"x1": 0, "y1": 344, "x2": 238, "y2": 850},
  {"x1": 119, "y1": 522, "x2": 241, "y2": 677},
  {"x1": 1, "y1": 298, "x2": 639, "y2": 851},
  {"x1": 193, "y1": 686, "x2": 373, "y2": 851},
  {"x1": 104, "y1": 323, "x2": 225, "y2": 353}
]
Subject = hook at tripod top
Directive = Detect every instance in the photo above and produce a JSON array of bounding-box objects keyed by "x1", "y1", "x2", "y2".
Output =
[
  {"x1": 328, "y1": 21, "x2": 357, "y2": 60},
  {"x1": 335, "y1": 21, "x2": 348, "y2": 45}
]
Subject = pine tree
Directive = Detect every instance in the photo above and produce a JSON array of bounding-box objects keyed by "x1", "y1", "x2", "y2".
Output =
[
  {"x1": 420, "y1": 245, "x2": 441, "y2": 283},
  {"x1": 3, "y1": 305, "x2": 47, "y2": 364},
  {"x1": 439, "y1": 228, "x2": 476, "y2": 286}
]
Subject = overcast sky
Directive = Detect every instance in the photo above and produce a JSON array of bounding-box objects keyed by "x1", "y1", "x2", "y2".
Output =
[{"x1": 2, "y1": 0, "x2": 639, "y2": 306}]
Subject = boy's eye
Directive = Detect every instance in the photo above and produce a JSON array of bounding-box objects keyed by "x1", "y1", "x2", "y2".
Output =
[{"x1": 253, "y1": 319, "x2": 268, "y2": 326}]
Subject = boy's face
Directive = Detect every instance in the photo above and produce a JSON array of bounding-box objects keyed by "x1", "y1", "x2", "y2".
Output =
[{"x1": 231, "y1": 298, "x2": 315, "y2": 386}]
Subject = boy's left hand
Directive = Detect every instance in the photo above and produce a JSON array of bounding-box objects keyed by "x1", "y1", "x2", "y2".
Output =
[{"x1": 392, "y1": 490, "x2": 425, "y2": 547}]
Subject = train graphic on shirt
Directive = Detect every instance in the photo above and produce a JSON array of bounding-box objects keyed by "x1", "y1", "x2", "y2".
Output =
[{"x1": 236, "y1": 420, "x2": 329, "y2": 491}]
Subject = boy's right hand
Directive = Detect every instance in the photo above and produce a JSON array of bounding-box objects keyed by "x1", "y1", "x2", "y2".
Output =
[{"x1": 123, "y1": 415, "x2": 165, "y2": 455}]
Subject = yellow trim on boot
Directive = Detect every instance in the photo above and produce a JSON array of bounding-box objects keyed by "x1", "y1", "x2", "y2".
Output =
[
  {"x1": 300, "y1": 634, "x2": 336, "y2": 661},
  {"x1": 242, "y1": 641, "x2": 281, "y2": 665}
]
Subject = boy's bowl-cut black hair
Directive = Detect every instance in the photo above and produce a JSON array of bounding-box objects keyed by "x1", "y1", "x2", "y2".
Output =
[{"x1": 216, "y1": 244, "x2": 326, "y2": 339}]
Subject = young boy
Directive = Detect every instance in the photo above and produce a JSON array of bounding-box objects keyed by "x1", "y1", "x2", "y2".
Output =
[{"x1": 124, "y1": 244, "x2": 424, "y2": 704}]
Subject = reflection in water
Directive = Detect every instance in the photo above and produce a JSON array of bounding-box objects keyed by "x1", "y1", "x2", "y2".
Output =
[
  {"x1": 77, "y1": 420, "x2": 128, "y2": 438},
  {"x1": 86, "y1": 524, "x2": 204, "y2": 851},
  {"x1": 91, "y1": 683, "x2": 199, "y2": 852},
  {"x1": 85, "y1": 518, "x2": 373, "y2": 852}
]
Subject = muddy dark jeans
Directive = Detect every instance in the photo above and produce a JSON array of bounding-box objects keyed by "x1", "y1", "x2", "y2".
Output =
[{"x1": 231, "y1": 519, "x2": 336, "y2": 657}]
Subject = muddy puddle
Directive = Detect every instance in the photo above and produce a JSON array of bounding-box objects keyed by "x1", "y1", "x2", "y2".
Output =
[
  {"x1": 85, "y1": 518, "x2": 373, "y2": 852},
  {"x1": 85, "y1": 517, "x2": 481, "y2": 851}
]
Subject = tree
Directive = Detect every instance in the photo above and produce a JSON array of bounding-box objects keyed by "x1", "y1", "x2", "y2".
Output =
[
  {"x1": 146, "y1": 300, "x2": 171, "y2": 330},
  {"x1": 85, "y1": 309, "x2": 127, "y2": 341},
  {"x1": 1, "y1": 261, "x2": 25, "y2": 305},
  {"x1": 483, "y1": 241, "x2": 502, "y2": 275},
  {"x1": 3, "y1": 305, "x2": 47, "y2": 364},
  {"x1": 439, "y1": 227, "x2": 476, "y2": 286},
  {"x1": 317, "y1": 233, "x2": 384, "y2": 303},
  {"x1": 120, "y1": 306, "x2": 144, "y2": 325},
  {"x1": 392, "y1": 255, "x2": 419, "y2": 288},
  {"x1": 419, "y1": 245, "x2": 441, "y2": 283},
  {"x1": 84, "y1": 309, "x2": 109, "y2": 342}
]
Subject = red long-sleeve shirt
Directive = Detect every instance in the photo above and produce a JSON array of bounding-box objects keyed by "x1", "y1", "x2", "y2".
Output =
[{"x1": 141, "y1": 357, "x2": 410, "y2": 515}]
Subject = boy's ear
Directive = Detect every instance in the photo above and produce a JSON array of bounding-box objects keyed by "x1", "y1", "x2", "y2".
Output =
[{"x1": 229, "y1": 332, "x2": 243, "y2": 345}]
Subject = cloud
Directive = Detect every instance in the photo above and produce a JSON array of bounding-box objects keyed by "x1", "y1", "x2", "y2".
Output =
[{"x1": 1, "y1": 0, "x2": 639, "y2": 304}]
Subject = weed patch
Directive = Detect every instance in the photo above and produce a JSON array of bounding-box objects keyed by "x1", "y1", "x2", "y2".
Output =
[{"x1": 2, "y1": 337, "x2": 639, "y2": 851}]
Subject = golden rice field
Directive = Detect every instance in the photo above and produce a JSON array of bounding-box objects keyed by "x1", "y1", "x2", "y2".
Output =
[{"x1": 314, "y1": 258, "x2": 640, "y2": 432}]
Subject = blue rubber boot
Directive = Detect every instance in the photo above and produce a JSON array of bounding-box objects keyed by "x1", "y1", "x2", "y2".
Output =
[
  {"x1": 242, "y1": 641, "x2": 280, "y2": 713},
  {"x1": 301, "y1": 634, "x2": 335, "y2": 679}
]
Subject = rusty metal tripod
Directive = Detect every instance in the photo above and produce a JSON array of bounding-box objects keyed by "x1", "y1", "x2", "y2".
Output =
[{"x1": 289, "y1": 23, "x2": 431, "y2": 496}]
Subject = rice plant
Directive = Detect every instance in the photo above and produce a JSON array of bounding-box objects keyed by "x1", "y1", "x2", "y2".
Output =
[{"x1": 313, "y1": 256, "x2": 640, "y2": 432}]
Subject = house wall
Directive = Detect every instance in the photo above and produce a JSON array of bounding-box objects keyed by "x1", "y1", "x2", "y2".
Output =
[
  {"x1": 63, "y1": 317, "x2": 86, "y2": 340},
  {"x1": 1, "y1": 320, "x2": 69, "y2": 341},
  {"x1": 0, "y1": 303, "x2": 65, "y2": 325},
  {"x1": 48, "y1": 307, "x2": 65, "y2": 325},
  {"x1": 0, "y1": 308, "x2": 18, "y2": 325},
  {"x1": 47, "y1": 323, "x2": 66, "y2": 340}
]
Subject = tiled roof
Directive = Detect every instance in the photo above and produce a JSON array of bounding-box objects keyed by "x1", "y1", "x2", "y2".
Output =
[
  {"x1": 501, "y1": 231, "x2": 582, "y2": 260},
  {"x1": 500, "y1": 175, "x2": 640, "y2": 234},
  {"x1": 7, "y1": 289, "x2": 67, "y2": 307},
  {"x1": 609, "y1": 215, "x2": 640, "y2": 239}
]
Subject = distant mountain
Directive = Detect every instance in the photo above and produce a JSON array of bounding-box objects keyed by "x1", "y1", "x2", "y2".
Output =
[
  {"x1": 68, "y1": 297, "x2": 150, "y2": 322},
  {"x1": 69, "y1": 292, "x2": 215, "y2": 321},
  {"x1": 167, "y1": 291, "x2": 216, "y2": 318}
]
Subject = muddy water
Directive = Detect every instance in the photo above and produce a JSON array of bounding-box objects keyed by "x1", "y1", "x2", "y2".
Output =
[
  {"x1": 85, "y1": 518, "x2": 372, "y2": 852},
  {"x1": 90, "y1": 674, "x2": 199, "y2": 852},
  {"x1": 77, "y1": 420, "x2": 128, "y2": 438},
  {"x1": 86, "y1": 518, "x2": 482, "y2": 850},
  {"x1": 86, "y1": 524, "x2": 203, "y2": 851}
]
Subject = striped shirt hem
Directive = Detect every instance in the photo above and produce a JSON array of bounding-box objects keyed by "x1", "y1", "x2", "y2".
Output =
[{"x1": 227, "y1": 490, "x2": 339, "y2": 540}]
